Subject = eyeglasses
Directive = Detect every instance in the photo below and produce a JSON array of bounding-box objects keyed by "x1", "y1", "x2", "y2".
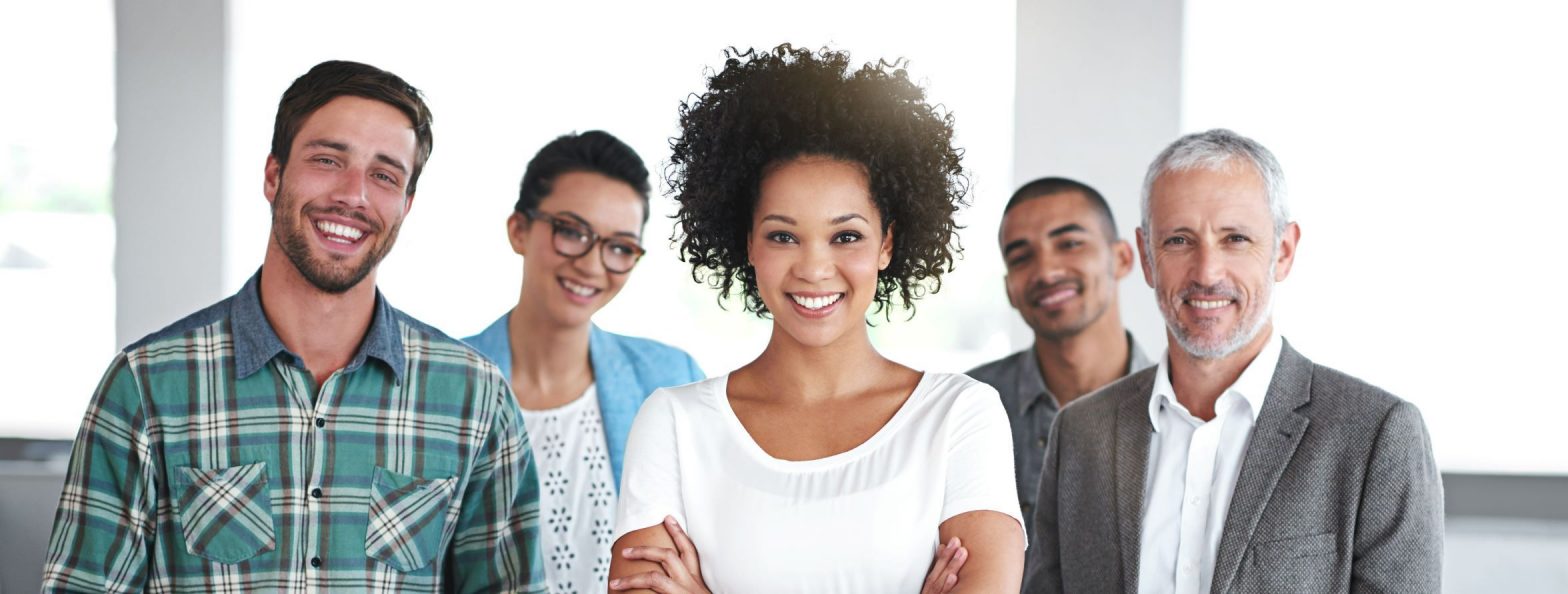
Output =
[{"x1": 525, "y1": 209, "x2": 646, "y2": 274}]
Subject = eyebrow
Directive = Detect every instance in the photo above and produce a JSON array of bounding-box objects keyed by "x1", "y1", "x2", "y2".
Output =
[
  {"x1": 760, "y1": 213, "x2": 869, "y2": 225},
  {"x1": 1047, "y1": 223, "x2": 1087, "y2": 238},
  {"x1": 374, "y1": 153, "x2": 409, "y2": 175},
  {"x1": 555, "y1": 210, "x2": 642, "y2": 240},
  {"x1": 302, "y1": 139, "x2": 409, "y2": 175},
  {"x1": 1165, "y1": 224, "x2": 1259, "y2": 235}
]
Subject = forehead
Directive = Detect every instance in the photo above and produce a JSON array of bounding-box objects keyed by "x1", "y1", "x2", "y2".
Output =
[
  {"x1": 537, "y1": 171, "x2": 646, "y2": 234},
  {"x1": 1148, "y1": 162, "x2": 1271, "y2": 229},
  {"x1": 1000, "y1": 191, "x2": 1111, "y2": 242},
  {"x1": 292, "y1": 95, "x2": 417, "y2": 159},
  {"x1": 755, "y1": 157, "x2": 877, "y2": 222}
]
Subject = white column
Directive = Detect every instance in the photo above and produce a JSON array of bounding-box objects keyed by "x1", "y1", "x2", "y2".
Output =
[
  {"x1": 113, "y1": 0, "x2": 230, "y2": 346},
  {"x1": 1012, "y1": 0, "x2": 1184, "y2": 349}
]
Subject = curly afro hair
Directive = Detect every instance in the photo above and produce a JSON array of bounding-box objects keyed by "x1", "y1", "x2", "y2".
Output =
[{"x1": 669, "y1": 45, "x2": 969, "y2": 318}]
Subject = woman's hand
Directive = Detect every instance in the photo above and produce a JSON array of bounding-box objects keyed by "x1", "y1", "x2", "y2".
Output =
[
  {"x1": 922, "y1": 537, "x2": 969, "y2": 594},
  {"x1": 609, "y1": 516, "x2": 711, "y2": 594}
]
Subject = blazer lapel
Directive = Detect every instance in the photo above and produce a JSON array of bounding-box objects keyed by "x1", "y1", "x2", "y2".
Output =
[
  {"x1": 1114, "y1": 371, "x2": 1156, "y2": 594},
  {"x1": 1209, "y1": 341, "x2": 1313, "y2": 594}
]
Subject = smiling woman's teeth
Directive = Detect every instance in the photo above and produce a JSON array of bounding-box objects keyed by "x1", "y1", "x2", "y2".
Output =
[
  {"x1": 315, "y1": 221, "x2": 364, "y2": 242},
  {"x1": 562, "y1": 279, "x2": 597, "y2": 297},
  {"x1": 791, "y1": 293, "x2": 843, "y2": 310},
  {"x1": 1189, "y1": 299, "x2": 1230, "y2": 310}
]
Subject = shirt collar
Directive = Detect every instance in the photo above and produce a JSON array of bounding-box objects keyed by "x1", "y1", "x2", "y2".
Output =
[
  {"x1": 1013, "y1": 330, "x2": 1150, "y2": 416},
  {"x1": 1011, "y1": 346, "x2": 1054, "y2": 415},
  {"x1": 230, "y1": 269, "x2": 406, "y2": 384},
  {"x1": 1148, "y1": 329, "x2": 1283, "y2": 432}
]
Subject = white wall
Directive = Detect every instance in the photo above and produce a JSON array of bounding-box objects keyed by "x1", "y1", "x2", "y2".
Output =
[
  {"x1": 114, "y1": 0, "x2": 230, "y2": 345},
  {"x1": 1012, "y1": 0, "x2": 1184, "y2": 353}
]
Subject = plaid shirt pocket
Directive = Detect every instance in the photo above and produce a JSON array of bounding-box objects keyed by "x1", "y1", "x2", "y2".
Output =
[
  {"x1": 365, "y1": 466, "x2": 458, "y2": 572},
  {"x1": 173, "y1": 462, "x2": 277, "y2": 563}
]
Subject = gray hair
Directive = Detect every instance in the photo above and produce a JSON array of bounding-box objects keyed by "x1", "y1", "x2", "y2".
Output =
[{"x1": 1139, "y1": 129, "x2": 1289, "y2": 253}]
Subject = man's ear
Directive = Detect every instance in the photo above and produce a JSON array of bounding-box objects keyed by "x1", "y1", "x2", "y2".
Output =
[
  {"x1": 1134, "y1": 227, "x2": 1155, "y2": 288},
  {"x1": 878, "y1": 223, "x2": 895, "y2": 271},
  {"x1": 1273, "y1": 222, "x2": 1301, "y2": 282},
  {"x1": 508, "y1": 211, "x2": 530, "y2": 256},
  {"x1": 263, "y1": 155, "x2": 282, "y2": 204},
  {"x1": 1112, "y1": 239, "x2": 1135, "y2": 280}
]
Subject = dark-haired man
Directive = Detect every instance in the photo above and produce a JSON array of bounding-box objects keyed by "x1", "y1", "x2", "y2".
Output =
[
  {"x1": 42, "y1": 61, "x2": 545, "y2": 593},
  {"x1": 967, "y1": 177, "x2": 1152, "y2": 540}
]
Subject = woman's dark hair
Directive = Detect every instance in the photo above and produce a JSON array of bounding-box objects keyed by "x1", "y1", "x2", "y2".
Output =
[
  {"x1": 669, "y1": 45, "x2": 968, "y2": 318},
  {"x1": 516, "y1": 130, "x2": 652, "y2": 223}
]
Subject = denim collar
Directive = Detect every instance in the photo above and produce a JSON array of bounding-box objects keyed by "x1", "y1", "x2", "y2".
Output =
[{"x1": 230, "y1": 269, "x2": 405, "y2": 384}]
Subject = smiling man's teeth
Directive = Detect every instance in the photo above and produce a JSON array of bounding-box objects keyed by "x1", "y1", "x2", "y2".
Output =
[
  {"x1": 562, "y1": 278, "x2": 598, "y2": 297},
  {"x1": 1189, "y1": 299, "x2": 1231, "y2": 310},
  {"x1": 791, "y1": 293, "x2": 843, "y2": 310},
  {"x1": 315, "y1": 220, "x2": 364, "y2": 242}
]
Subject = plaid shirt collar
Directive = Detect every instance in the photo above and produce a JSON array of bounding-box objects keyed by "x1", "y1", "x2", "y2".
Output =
[{"x1": 230, "y1": 269, "x2": 406, "y2": 384}]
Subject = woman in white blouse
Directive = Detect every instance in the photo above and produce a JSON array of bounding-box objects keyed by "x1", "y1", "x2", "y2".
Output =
[{"x1": 606, "y1": 45, "x2": 1026, "y2": 593}]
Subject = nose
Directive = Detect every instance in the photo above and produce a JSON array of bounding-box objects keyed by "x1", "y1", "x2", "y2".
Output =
[
  {"x1": 1192, "y1": 242, "x2": 1226, "y2": 287},
  {"x1": 331, "y1": 167, "x2": 370, "y2": 208},
  {"x1": 571, "y1": 239, "x2": 608, "y2": 275},
  {"x1": 792, "y1": 242, "x2": 835, "y2": 283},
  {"x1": 1036, "y1": 255, "x2": 1066, "y2": 284}
]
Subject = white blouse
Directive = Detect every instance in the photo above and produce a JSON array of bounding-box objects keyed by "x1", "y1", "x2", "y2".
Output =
[
  {"x1": 614, "y1": 372, "x2": 1024, "y2": 593},
  {"x1": 521, "y1": 384, "x2": 618, "y2": 594}
]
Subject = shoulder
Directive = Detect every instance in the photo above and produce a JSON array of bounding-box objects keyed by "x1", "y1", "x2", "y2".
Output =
[
  {"x1": 630, "y1": 376, "x2": 727, "y2": 429},
  {"x1": 1063, "y1": 365, "x2": 1156, "y2": 418},
  {"x1": 394, "y1": 309, "x2": 510, "y2": 398},
  {"x1": 918, "y1": 372, "x2": 1007, "y2": 422},
  {"x1": 965, "y1": 348, "x2": 1028, "y2": 387},
  {"x1": 592, "y1": 325, "x2": 703, "y2": 378},
  {"x1": 1299, "y1": 359, "x2": 1422, "y2": 442},
  {"x1": 123, "y1": 296, "x2": 233, "y2": 354},
  {"x1": 459, "y1": 312, "x2": 511, "y2": 367},
  {"x1": 925, "y1": 371, "x2": 1001, "y2": 400},
  {"x1": 644, "y1": 376, "x2": 724, "y2": 409},
  {"x1": 593, "y1": 326, "x2": 697, "y2": 363}
]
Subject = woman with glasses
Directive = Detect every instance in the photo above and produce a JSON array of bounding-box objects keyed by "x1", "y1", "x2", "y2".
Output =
[
  {"x1": 607, "y1": 46, "x2": 1025, "y2": 593},
  {"x1": 463, "y1": 130, "x2": 703, "y2": 594}
]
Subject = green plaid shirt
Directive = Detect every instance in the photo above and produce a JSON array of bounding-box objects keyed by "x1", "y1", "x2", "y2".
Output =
[{"x1": 42, "y1": 272, "x2": 545, "y2": 593}]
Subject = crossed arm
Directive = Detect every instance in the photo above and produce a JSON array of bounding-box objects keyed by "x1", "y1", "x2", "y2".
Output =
[{"x1": 604, "y1": 511, "x2": 1022, "y2": 594}]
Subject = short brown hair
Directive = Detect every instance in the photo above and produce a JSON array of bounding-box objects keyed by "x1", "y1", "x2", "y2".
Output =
[{"x1": 270, "y1": 60, "x2": 434, "y2": 195}]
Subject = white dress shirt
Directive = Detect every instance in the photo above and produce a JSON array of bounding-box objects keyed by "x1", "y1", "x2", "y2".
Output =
[{"x1": 1137, "y1": 331, "x2": 1284, "y2": 594}]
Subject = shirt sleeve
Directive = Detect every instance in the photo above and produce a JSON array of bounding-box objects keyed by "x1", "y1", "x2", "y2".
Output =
[
  {"x1": 444, "y1": 372, "x2": 546, "y2": 594},
  {"x1": 41, "y1": 352, "x2": 157, "y2": 593},
  {"x1": 940, "y1": 380, "x2": 1028, "y2": 547},
  {"x1": 612, "y1": 388, "x2": 687, "y2": 544}
]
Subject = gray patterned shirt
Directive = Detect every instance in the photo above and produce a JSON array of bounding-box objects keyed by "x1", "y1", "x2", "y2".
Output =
[{"x1": 966, "y1": 331, "x2": 1152, "y2": 541}]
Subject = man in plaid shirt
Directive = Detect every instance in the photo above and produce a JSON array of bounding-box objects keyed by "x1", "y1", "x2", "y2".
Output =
[{"x1": 41, "y1": 60, "x2": 545, "y2": 593}]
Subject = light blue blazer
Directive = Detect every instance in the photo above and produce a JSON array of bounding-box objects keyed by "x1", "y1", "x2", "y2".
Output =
[{"x1": 463, "y1": 313, "x2": 704, "y2": 488}]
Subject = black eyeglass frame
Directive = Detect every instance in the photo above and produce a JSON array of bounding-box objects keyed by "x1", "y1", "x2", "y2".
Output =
[{"x1": 524, "y1": 209, "x2": 646, "y2": 274}]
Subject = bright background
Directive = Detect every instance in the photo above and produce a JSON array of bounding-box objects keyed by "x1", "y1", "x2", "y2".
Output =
[{"x1": 2, "y1": 0, "x2": 1564, "y2": 480}]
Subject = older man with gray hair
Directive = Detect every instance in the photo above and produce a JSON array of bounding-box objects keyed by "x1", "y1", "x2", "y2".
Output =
[{"x1": 1024, "y1": 129, "x2": 1443, "y2": 593}]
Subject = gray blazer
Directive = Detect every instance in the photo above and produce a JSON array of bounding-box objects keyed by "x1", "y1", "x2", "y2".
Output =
[{"x1": 1024, "y1": 340, "x2": 1443, "y2": 593}]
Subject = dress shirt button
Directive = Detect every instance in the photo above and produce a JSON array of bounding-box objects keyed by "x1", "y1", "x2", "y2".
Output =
[
  {"x1": 310, "y1": 487, "x2": 323, "y2": 499},
  {"x1": 1189, "y1": 496, "x2": 1202, "y2": 506},
  {"x1": 314, "y1": 417, "x2": 326, "y2": 428},
  {"x1": 1036, "y1": 437, "x2": 1047, "y2": 448},
  {"x1": 310, "y1": 556, "x2": 322, "y2": 568}
]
